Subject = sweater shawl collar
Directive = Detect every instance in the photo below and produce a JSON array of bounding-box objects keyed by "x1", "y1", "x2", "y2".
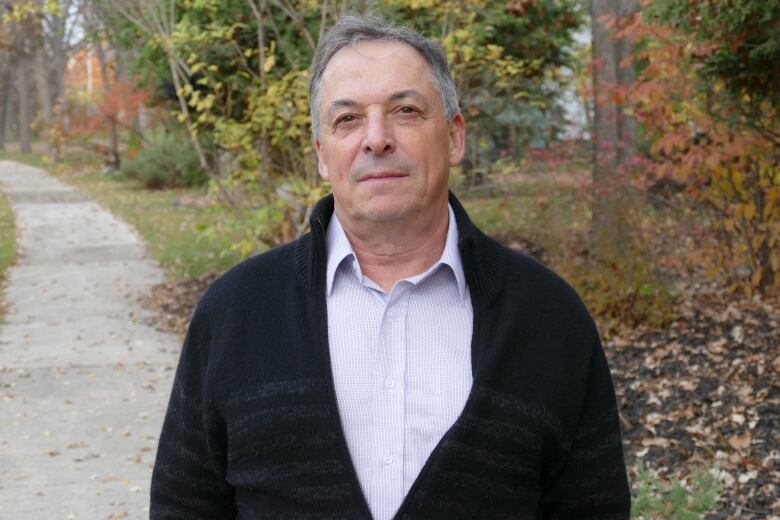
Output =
[{"x1": 294, "y1": 192, "x2": 509, "y2": 306}]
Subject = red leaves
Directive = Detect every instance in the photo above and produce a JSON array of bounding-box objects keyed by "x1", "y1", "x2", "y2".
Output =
[
  {"x1": 94, "y1": 80, "x2": 149, "y2": 124},
  {"x1": 67, "y1": 78, "x2": 150, "y2": 138}
]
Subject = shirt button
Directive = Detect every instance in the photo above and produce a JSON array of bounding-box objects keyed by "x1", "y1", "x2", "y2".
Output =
[
  {"x1": 384, "y1": 376, "x2": 395, "y2": 389},
  {"x1": 383, "y1": 455, "x2": 393, "y2": 465}
]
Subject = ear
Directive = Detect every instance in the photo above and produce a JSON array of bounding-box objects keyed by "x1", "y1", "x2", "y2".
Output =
[
  {"x1": 448, "y1": 113, "x2": 466, "y2": 166},
  {"x1": 315, "y1": 139, "x2": 330, "y2": 180}
]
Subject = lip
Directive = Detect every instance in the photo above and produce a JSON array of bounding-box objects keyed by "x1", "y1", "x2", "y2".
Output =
[{"x1": 358, "y1": 171, "x2": 408, "y2": 182}]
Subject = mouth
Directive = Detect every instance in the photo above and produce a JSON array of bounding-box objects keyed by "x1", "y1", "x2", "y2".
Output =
[{"x1": 358, "y1": 171, "x2": 408, "y2": 183}]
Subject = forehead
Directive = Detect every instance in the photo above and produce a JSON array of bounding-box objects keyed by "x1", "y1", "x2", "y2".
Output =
[{"x1": 319, "y1": 40, "x2": 436, "y2": 102}]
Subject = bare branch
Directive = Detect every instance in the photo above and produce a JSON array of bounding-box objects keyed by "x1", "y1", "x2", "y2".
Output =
[
  {"x1": 230, "y1": 38, "x2": 261, "y2": 82},
  {"x1": 245, "y1": 0, "x2": 266, "y2": 85},
  {"x1": 317, "y1": 0, "x2": 327, "y2": 46},
  {"x1": 269, "y1": 0, "x2": 315, "y2": 51}
]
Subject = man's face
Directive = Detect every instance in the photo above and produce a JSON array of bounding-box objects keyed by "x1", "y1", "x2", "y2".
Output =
[{"x1": 315, "y1": 40, "x2": 465, "y2": 226}]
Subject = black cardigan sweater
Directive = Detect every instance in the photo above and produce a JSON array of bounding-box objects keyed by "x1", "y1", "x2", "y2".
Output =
[{"x1": 150, "y1": 194, "x2": 631, "y2": 519}]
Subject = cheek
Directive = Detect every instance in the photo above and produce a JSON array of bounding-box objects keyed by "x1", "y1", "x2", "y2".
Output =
[
  {"x1": 326, "y1": 141, "x2": 359, "y2": 176},
  {"x1": 424, "y1": 139, "x2": 451, "y2": 175},
  {"x1": 318, "y1": 145, "x2": 342, "y2": 179}
]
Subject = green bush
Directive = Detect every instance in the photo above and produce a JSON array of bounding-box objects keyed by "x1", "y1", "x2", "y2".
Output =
[{"x1": 121, "y1": 133, "x2": 207, "y2": 189}]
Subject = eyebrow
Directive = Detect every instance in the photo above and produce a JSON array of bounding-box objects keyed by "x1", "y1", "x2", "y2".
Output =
[{"x1": 327, "y1": 89, "x2": 429, "y2": 117}]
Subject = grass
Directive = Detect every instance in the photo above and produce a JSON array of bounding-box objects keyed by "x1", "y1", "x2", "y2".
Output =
[
  {"x1": 0, "y1": 162, "x2": 16, "y2": 324},
  {"x1": 631, "y1": 462, "x2": 721, "y2": 519},
  {"x1": 0, "y1": 191, "x2": 16, "y2": 283},
  {"x1": 457, "y1": 178, "x2": 591, "y2": 264},
  {"x1": 0, "y1": 150, "x2": 48, "y2": 170},
  {"x1": 0, "y1": 147, "x2": 103, "y2": 175},
  {"x1": 66, "y1": 171, "x2": 245, "y2": 281}
]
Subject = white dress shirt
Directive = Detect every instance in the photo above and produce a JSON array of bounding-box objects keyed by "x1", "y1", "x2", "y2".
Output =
[{"x1": 325, "y1": 205, "x2": 474, "y2": 520}]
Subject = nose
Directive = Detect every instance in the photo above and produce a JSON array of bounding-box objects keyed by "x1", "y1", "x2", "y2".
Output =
[{"x1": 362, "y1": 112, "x2": 395, "y2": 156}]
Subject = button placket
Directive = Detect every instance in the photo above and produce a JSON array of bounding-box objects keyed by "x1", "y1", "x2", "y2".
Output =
[{"x1": 370, "y1": 289, "x2": 407, "y2": 507}]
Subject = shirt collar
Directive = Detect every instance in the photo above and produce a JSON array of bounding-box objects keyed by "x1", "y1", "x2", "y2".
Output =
[
  {"x1": 325, "y1": 204, "x2": 468, "y2": 300},
  {"x1": 441, "y1": 204, "x2": 468, "y2": 300},
  {"x1": 325, "y1": 213, "x2": 356, "y2": 296}
]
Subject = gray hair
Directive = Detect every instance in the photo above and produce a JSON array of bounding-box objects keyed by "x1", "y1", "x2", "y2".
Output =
[{"x1": 309, "y1": 15, "x2": 460, "y2": 138}]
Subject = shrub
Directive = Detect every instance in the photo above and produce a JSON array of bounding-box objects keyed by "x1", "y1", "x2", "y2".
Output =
[
  {"x1": 120, "y1": 132, "x2": 207, "y2": 189},
  {"x1": 557, "y1": 247, "x2": 677, "y2": 339}
]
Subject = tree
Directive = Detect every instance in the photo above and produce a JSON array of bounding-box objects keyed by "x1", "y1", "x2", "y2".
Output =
[
  {"x1": 588, "y1": 0, "x2": 639, "y2": 260},
  {"x1": 0, "y1": 6, "x2": 12, "y2": 150},
  {"x1": 81, "y1": 0, "x2": 122, "y2": 168},
  {"x1": 42, "y1": 0, "x2": 83, "y2": 159},
  {"x1": 109, "y1": 0, "x2": 214, "y2": 175},
  {"x1": 0, "y1": 0, "x2": 79, "y2": 156},
  {"x1": 1, "y1": 1, "x2": 40, "y2": 153}
]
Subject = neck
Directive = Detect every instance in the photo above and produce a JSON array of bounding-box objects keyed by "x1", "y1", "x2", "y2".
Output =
[{"x1": 336, "y1": 203, "x2": 449, "y2": 292}]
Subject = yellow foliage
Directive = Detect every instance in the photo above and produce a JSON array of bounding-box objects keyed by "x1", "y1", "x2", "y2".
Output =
[
  {"x1": 2, "y1": 1, "x2": 50, "y2": 23},
  {"x1": 262, "y1": 55, "x2": 276, "y2": 73}
]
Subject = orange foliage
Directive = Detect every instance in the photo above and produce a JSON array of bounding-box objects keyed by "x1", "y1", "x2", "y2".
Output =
[
  {"x1": 615, "y1": 11, "x2": 780, "y2": 294},
  {"x1": 71, "y1": 79, "x2": 149, "y2": 135}
]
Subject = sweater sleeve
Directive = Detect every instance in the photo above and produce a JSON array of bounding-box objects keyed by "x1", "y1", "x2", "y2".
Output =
[
  {"x1": 150, "y1": 305, "x2": 236, "y2": 519},
  {"x1": 541, "y1": 337, "x2": 631, "y2": 519}
]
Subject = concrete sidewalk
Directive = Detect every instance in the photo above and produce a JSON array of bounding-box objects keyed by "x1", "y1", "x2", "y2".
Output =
[{"x1": 0, "y1": 161, "x2": 180, "y2": 519}]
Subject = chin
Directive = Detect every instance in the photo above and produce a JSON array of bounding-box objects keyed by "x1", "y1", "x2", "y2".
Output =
[{"x1": 357, "y1": 203, "x2": 414, "y2": 224}]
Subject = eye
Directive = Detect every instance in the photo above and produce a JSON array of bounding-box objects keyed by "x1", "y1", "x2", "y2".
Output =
[
  {"x1": 398, "y1": 106, "x2": 418, "y2": 114},
  {"x1": 334, "y1": 114, "x2": 357, "y2": 126}
]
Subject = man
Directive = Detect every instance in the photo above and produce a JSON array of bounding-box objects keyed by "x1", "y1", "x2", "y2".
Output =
[{"x1": 151, "y1": 15, "x2": 630, "y2": 519}]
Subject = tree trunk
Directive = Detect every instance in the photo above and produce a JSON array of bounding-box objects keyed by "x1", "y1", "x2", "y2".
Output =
[
  {"x1": 0, "y1": 56, "x2": 10, "y2": 151},
  {"x1": 615, "y1": 0, "x2": 638, "y2": 164},
  {"x1": 508, "y1": 123, "x2": 517, "y2": 160},
  {"x1": 34, "y1": 44, "x2": 53, "y2": 158},
  {"x1": 167, "y1": 55, "x2": 210, "y2": 173},
  {"x1": 49, "y1": 20, "x2": 68, "y2": 105},
  {"x1": 94, "y1": 38, "x2": 121, "y2": 170},
  {"x1": 4, "y1": 83, "x2": 14, "y2": 148},
  {"x1": 17, "y1": 58, "x2": 33, "y2": 154},
  {"x1": 589, "y1": 0, "x2": 638, "y2": 259},
  {"x1": 50, "y1": 31, "x2": 68, "y2": 159}
]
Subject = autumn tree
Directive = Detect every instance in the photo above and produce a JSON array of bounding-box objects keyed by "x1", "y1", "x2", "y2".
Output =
[{"x1": 627, "y1": 0, "x2": 780, "y2": 294}]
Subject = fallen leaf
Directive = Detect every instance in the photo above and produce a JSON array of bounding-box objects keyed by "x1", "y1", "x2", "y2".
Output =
[
  {"x1": 641, "y1": 437, "x2": 671, "y2": 448},
  {"x1": 728, "y1": 431, "x2": 751, "y2": 451}
]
